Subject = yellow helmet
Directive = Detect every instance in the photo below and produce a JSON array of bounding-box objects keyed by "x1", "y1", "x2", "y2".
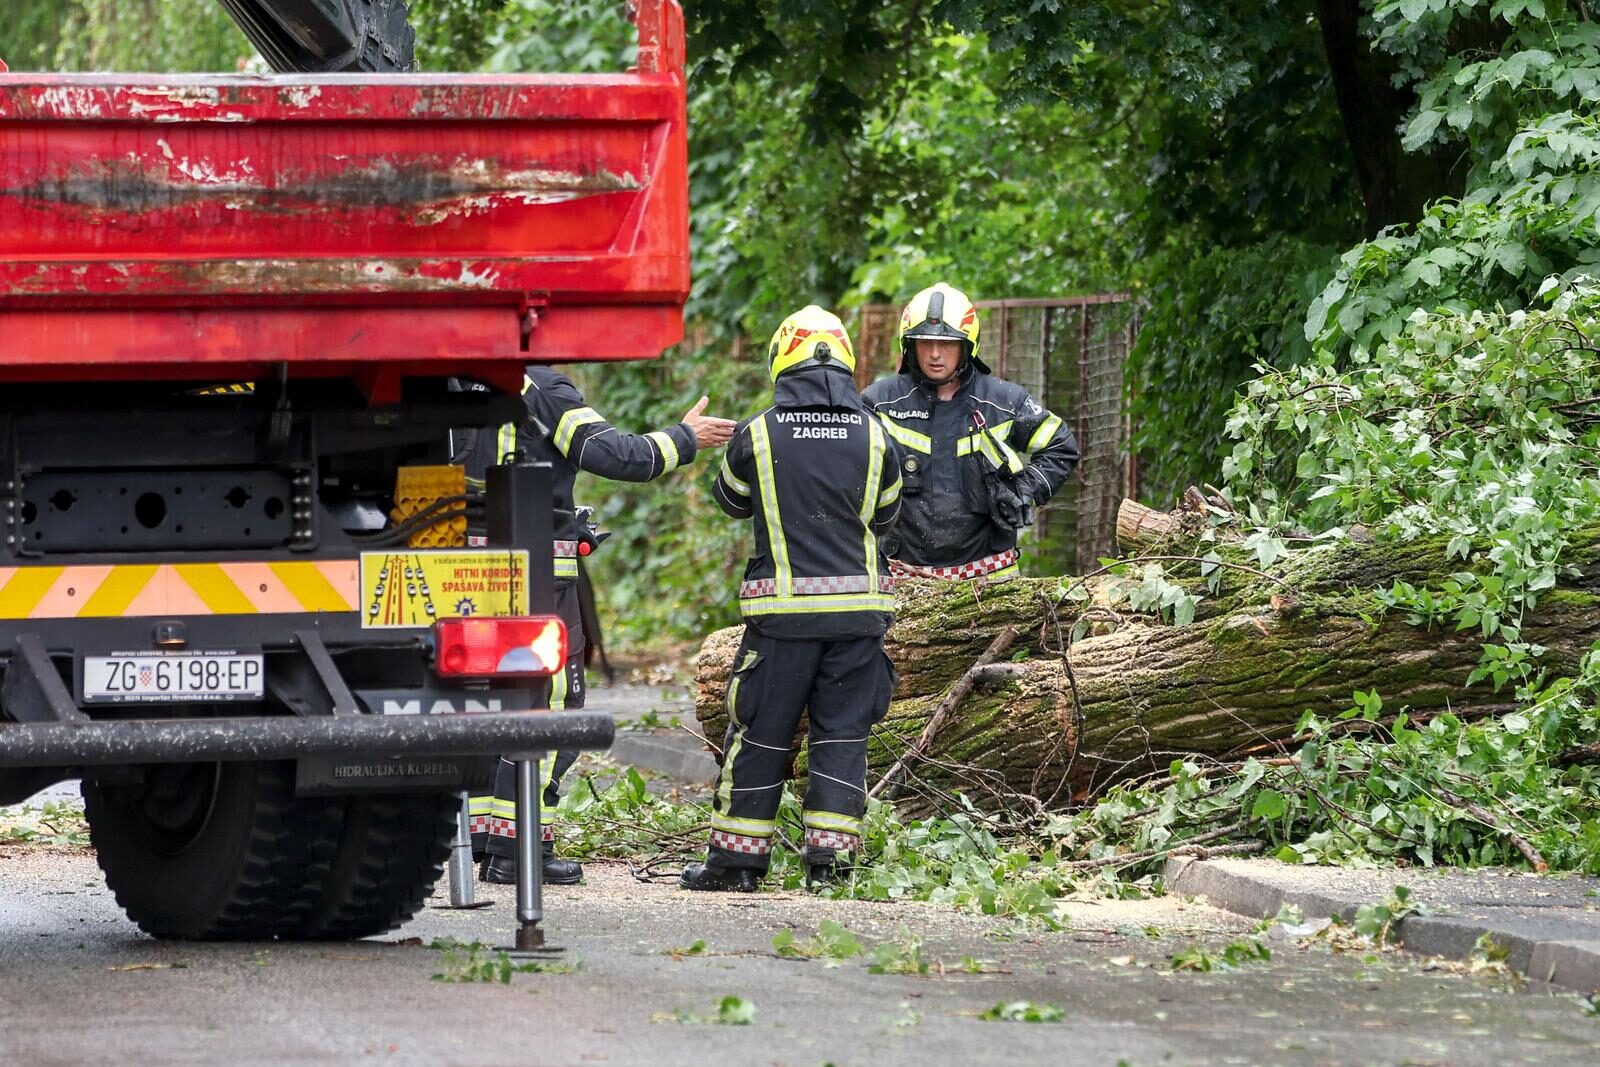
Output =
[
  {"x1": 898, "y1": 282, "x2": 986, "y2": 374},
  {"x1": 766, "y1": 305, "x2": 857, "y2": 382}
]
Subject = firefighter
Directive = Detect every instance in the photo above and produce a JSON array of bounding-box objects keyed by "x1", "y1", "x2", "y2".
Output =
[
  {"x1": 862, "y1": 282, "x2": 1079, "y2": 580},
  {"x1": 680, "y1": 306, "x2": 902, "y2": 893},
  {"x1": 464, "y1": 368, "x2": 736, "y2": 885}
]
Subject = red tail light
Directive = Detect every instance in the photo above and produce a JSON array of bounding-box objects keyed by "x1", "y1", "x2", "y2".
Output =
[{"x1": 433, "y1": 616, "x2": 568, "y2": 678}]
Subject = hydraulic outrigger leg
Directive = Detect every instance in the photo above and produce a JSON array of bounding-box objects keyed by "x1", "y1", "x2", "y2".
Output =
[
  {"x1": 485, "y1": 461, "x2": 564, "y2": 953},
  {"x1": 514, "y1": 755, "x2": 548, "y2": 949}
]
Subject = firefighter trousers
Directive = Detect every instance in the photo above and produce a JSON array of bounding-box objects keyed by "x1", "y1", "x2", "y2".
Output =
[
  {"x1": 469, "y1": 583, "x2": 585, "y2": 860},
  {"x1": 708, "y1": 628, "x2": 896, "y2": 873}
]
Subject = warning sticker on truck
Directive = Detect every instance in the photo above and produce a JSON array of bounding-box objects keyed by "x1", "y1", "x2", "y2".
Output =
[{"x1": 359, "y1": 550, "x2": 530, "y2": 629}]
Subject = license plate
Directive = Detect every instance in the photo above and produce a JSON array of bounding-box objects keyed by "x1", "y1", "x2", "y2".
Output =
[{"x1": 81, "y1": 651, "x2": 264, "y2": 704}]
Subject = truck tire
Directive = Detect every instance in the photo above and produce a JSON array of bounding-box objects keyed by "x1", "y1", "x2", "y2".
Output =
[
  {"x1": 84, "y1": 760, "x2": 455, "y2": 940},
  {"x1": 292, "y1": 791, "x2": 455, "y2": 940},
  {"x1": 217, "y1": 0, "x2": 417, "y2": 74},
  {"x1": 83, "y1": 760, "x2": 341, "y2": 940}
]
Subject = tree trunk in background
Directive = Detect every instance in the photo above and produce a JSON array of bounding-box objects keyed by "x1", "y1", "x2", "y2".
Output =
[
  {"x1": 1315, "y1": 0, "x2": 1472, "y2": 235},
  {"x1": 695, "y1": 515, "x2": 1600, "y2": 810}
]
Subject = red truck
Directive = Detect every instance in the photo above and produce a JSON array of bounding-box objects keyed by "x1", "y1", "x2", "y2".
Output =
[{"x1": 0, "y1": 1, "x2": 687, "y2": 940}]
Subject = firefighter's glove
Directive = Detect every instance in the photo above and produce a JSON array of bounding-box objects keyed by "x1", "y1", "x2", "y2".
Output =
[{"x1": 991, "y1": 477, "x2": 1035, "y2": 532}]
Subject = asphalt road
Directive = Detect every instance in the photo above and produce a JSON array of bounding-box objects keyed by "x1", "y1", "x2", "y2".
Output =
[{"x1": 2, "y1": 845, "x2": 1598, "y2": 1066}]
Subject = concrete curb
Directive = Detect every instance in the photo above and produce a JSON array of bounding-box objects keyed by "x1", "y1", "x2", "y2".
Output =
[
  {"x1": 587, "y1": 683, "x2": 716, "y2": 786},
  {"x1": 1165, "y1": 856, "x2": 1600, "y2": 994},
  {"x1": 608, "y1": 730, "x2": 718, "y2": 785}
]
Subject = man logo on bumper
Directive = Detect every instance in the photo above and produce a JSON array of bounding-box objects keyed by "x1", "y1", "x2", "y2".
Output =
[{"x1": 356, "y1": 689, "x2": 537, "y2": 716}]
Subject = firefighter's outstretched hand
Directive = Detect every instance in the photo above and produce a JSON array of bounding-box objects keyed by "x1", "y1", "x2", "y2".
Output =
[{"x1": 683, "y1": 396, "x2": 736, "y2": 448}]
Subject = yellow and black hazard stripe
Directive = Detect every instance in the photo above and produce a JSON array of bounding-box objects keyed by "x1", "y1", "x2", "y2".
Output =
[{"x1": 0, "y1": 561, "x2": 357, "y2": 619}]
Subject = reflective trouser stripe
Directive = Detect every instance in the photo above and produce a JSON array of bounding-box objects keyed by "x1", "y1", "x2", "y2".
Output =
[
  {"x1": 708, "y1": 634, "x2": 890, "y2": 871},
  {"x1": 803, "y1": 810, "x2": 863, "y2": 836}
]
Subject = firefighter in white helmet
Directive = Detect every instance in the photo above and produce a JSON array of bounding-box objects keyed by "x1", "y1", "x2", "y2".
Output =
[{"x1": 863, "y1": 282, "x2": 1079, "y2": 580}]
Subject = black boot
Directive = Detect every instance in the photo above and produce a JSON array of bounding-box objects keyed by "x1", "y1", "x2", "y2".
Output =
[
  {"x1": 541, "y1": 850, "x2": 583, "y2": 886},
  {"x1": 679, "y1": 863, "x2": 760, "y2": 893},
  {"x1": 805, "y1": 862, "x2": 836, "y2": 889},
  {"x1": 480, "y1": 855, "x2": 515, "y2": 884},
  {"x1": 480, "y1": 849, "x2": 584, "y2": 886}
]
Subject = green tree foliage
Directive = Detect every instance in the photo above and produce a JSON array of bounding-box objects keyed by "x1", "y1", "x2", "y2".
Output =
[
  {"x1": 1204, "y1": 3, "x2": 1600, "y2": 875},
  {"x1": 5, "y1": 1, "x2": 251, "y2": 72},
  {"x1": 1311, "y1": 3, "x2": 1600, "y2": 356}
]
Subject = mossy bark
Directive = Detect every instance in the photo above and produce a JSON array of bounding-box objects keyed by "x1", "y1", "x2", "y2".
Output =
[{"x1": 694, "y1": 525, "x2": 1600, "y2": 806}]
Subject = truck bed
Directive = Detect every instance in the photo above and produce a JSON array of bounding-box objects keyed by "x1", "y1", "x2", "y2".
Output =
[{"x1": 0, "y1": 5, "x2": 687, "y2": 399}]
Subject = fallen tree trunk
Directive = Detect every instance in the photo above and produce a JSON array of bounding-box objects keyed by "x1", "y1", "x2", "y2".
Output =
[{"x1": 694, "y1": 505, "x2": 1600, "y2": 810}]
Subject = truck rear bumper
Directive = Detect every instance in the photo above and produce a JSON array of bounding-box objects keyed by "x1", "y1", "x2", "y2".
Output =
[{"x1": 0, "y1": 709, "x2": 612, "y2": 769}]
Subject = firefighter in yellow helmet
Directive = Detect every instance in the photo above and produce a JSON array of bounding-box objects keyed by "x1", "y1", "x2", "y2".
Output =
[
  {"x1": 863, "y1": 282, "x2": 1079, "y2": 580},
  {"x1": 681, "y1": 306, "x2": 902, "y2": 892}
]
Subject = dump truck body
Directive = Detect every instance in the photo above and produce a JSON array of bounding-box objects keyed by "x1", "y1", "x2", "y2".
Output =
[{"x1": 0, "y1": 1, "x2": 687, "y2": 939}]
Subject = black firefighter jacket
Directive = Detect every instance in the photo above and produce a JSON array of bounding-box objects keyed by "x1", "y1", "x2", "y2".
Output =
[
  {"x1": 457, "y1": 367, "x2": 699, "y2": 583},
  {"x1": 861, "y1": 368, "x2": 1080, "y2": 569},
  {"x1": 713, "y1": 364, "x2": 903, "y2": 641}
]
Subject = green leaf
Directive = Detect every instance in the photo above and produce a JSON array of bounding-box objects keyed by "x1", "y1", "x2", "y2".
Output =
[
  {"x1": 716, "y1": 996, "x2": 756, "y2": 1025},
  {"x1": 980, "y1": 1001, "x2": 1065, "y2": 1023},
  {"x1": 1403, "y1": 109, "x2": 1445, "y2": 150},
  {"x1": 1251, "y1": 790, "x2": 1287, "y2": 820}
]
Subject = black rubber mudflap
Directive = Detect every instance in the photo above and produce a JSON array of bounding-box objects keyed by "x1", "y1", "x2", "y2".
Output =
[
  {"x1": 216, "y1": 0, "x2": 416, "y2": 73},
  {"x1": 294, "y1": 791, "x2": 456, "y2": 940}
]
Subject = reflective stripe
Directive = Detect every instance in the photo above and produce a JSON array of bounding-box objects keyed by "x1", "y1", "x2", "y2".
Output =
[
  {"x1": 960, "y1": 430, "x2": 1026, "y2": 473},
  {"x1": 497, "y1": 422, "x2": 518, "y2": 463},
  {"x1": 749, "y1": 419, "x2": 791, "y2": 597},
  {"x1": 711, "y1": 813, "x2": 777, "y2": 837},
  {"x1": 803, "y1": 809, "x2": 863, "y2": 836},
  {"x1": 709, "y1": 829, "x2": 771, "y2": 855},
  {"x1": 0, "y1": 561, "x2": 359, "y2": 618},
  {"x1": 981, "y1": 431, "x2": 1025, "y2": 474},
  {"x1": 909, "y1": 549, "x2": 1020, "y2": 581},
  {"x1": 715, "y1": 650, "x2": 755, "y2": 819},
  {"x1": 1027, "y1": 413, "x2": 1064, "y2": 452},
  {"x1": 954, "y1": 421, "x2": 1013, "y2": 453},
  {"x1": 806, "y1": 828, "x2": 860, "y2": 852},
  {"x1": 646, "y1": 430, "x2": 680, "y2": 473},
  {"x1": 719, "y1": 456, "x2": 751, "y2": 498},
  {"x1": 549, "y1": 659, "x2": 569, "y2": 712},
  {"x1": 468, "y1": 795, "x2": 494, "y2": 816},
  {"x1": 861, "y1": 417, "x2": 885, "y2": 595},
  {"x1": 878, "y1": 477, "x2": 902, "y2": 509},
  {"x1": 740, "y1": 575, "x2": 892, "y2": 597},
  {"x1": 470, "y1": 540, "x2": 581, "y2": 576},
  {"x1": 472, "y1": 814, "x2": 554, "y2": 842},
  {"x1": 739, "y1": 592, "x2": 896, "y2": 615},
  {"x1": 881, "y1": 420, "x2": 932, "y2": 454},
  {"x1": 553, "y1": 406, "x2": 604, "y2": 455}
]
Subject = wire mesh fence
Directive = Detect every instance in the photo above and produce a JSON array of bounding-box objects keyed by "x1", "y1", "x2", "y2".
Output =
[{"x1": 854, "y1": 295, "x2": 1140, "y2": 574}]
